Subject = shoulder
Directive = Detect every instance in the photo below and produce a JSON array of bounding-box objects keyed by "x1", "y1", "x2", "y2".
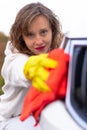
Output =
[
  {"x1": 4, "y1": 41, "x2": 18, "y2": 55},
  {"x1": 4, "y1": 41, "x2": 29, "y2": 61}
]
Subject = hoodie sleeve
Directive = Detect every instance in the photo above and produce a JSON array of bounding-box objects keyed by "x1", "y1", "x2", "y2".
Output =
[{"x1": 1, "y1": 41, "x2": 31, "y2": 88}]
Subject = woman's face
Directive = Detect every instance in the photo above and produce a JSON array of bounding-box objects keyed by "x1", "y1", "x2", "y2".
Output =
[{"x1": 23, "y1": 15, "x2": 52, "y2": 55}]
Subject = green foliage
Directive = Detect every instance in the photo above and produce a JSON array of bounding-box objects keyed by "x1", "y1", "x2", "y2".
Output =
[
  {"x1": 0, "y1": 31, "x2": 7, "y2": 95},
  {"x1": 0, "y1": 32, "x2": 8, "y2": 42},
  {"x1": 0, "y1": 75, "x2": 4, "y2": 95}
]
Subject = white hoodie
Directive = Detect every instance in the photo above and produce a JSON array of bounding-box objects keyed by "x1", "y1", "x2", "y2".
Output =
[{"x1": 0, "y1": 41, "x2": 31, "y2": 121}]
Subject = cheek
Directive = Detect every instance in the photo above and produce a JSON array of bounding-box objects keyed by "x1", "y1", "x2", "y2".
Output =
[
  {"x1": 47, "y1": 33, "x2": 52, "y2": 45},
  {"x1": 24, "y1": 39, "x2": 32, "y2": 49},
  {"x1": 23, "y1": 36, "x2": 32, "y2": 48},
  {"x1": 26, "y1": 43, "x2": 34, "y2": 52},
  {"x1": 26, "y1": 42, "x2": 31, "y2": 48}
]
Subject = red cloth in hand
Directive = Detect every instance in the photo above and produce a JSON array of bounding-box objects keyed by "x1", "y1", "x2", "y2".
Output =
[{"x1": 20, "y1": 48, "x2": 70, "y2": 124}]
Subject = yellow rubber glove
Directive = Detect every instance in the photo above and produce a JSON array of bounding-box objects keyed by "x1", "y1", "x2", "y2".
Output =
[{"x1": 24, "y1": 54, "x2": 57, "y2": 92}]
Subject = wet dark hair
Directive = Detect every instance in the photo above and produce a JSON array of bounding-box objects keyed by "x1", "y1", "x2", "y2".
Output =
[{"x1": 10, "y1": 2, "x2": 63, "y2": 55}]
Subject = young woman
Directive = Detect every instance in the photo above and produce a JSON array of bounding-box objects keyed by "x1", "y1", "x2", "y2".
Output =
[{"x1": 0, "y1": 2, "x2": 62, "y2": 130}]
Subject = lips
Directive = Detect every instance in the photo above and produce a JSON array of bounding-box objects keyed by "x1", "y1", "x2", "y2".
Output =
[{"x1": 35, "y1": 46, "x2": 45, "y2": 51}]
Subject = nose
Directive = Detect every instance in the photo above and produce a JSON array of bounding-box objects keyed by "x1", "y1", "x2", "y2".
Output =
[{"x1": 34, "y1": 34, "x2": 43, "y2": 45}]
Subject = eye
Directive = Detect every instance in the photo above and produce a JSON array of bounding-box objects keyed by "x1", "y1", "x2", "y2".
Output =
[
  {"x1": 27, "y1": 32, "x2": 35, "y2": 38},
  {"x1": 40, "y1": 29, "x2": 48, "y2": 36}
]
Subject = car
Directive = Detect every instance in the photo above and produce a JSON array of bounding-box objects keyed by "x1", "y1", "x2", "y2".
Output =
[{"x1": 39, "y1": 33, "x2": 87, "y2": 130}]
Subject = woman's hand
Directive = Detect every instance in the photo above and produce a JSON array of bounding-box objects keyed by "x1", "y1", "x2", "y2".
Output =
[{"x1": 24, "y1": 54, "x2": 57, "y2": 92}]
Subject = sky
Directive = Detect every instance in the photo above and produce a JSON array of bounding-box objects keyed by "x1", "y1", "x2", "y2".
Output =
[{"x1": 0, "y1": 0, "x2": 87, "y2": 36}]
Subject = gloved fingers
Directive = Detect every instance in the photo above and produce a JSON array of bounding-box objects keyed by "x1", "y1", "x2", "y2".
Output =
[
  {"x1": 23, "y1": 55, "x2": 41, "y2": 78},
  {"x1": 24, "y1": 65, "x2": 50, "y2": 80},
  {"x1": 41, "y1": 57, "x2": 58, "y2": 68},
  {"x1": 24, "y1": 55, "x2": 40, "y2": 67},
  {"x1": 32, "y1": 77, "x2": 51, "y2": 92},
  {"x1": 36, "y1": 53, "x2": 58, "y2": 69},
  {"x1": 29, "y1": 54, "x2": 58, "y2": 69},
  {"x1": 26, "y1": 65, "x2": 48, "y2": 79},
  {"x1": 24, "y1": 66, "x2": 37, "y2": 79},
  {"x1": 28, "y1": 67, "x2": 37, "y2": 79},
  {"x1": 36, "y1": 66, "x2": 49, "y2": 80},
  {"x1": 24, "y1": 54, "x2": 47, "y2": 67}
]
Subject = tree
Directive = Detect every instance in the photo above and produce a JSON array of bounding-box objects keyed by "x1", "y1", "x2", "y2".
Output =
[{"x1": 0, "y1": 32, "x2": 8, "y2": 42}]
